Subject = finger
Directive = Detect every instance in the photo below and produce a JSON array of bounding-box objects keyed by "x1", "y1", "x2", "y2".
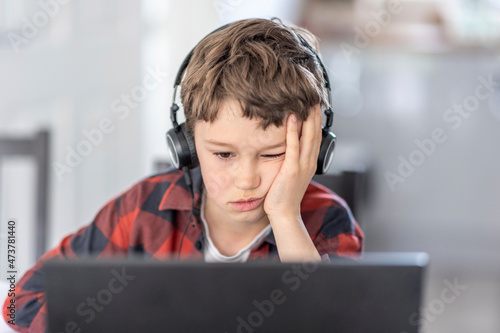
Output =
[
  {"x1": 299, "y1": 105, "x2": 322, "y2": 161},
  {"x1": 285, "y1": 113, "x2": 300, "y2": 167},
  {"x1": 314, "y1": 105, "x2": 322, "y2": 151},
  {"x1": 311, "y1": 105, "x2": 323, "y2": 161}
]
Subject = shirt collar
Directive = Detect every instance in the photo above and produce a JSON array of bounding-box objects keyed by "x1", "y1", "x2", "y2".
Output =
[
  {"x1": 158, "y1": 166, "x2": 204, "y2": 211},
  {"x1": 264, "y1": 231, "x2": 276, "y2": 245}
]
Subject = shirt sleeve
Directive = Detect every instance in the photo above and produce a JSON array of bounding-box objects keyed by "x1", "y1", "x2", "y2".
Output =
[
  {"x1": 314, "y1": 202, "x2": 364, "y2": 258},
  {"x1": 2, "y1": 197, "x2": 127, "y2": 333}
]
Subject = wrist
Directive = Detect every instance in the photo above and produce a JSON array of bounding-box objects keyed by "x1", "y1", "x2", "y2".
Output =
[{"x1": 267, "y1": 210, "x2": 301, "y2": 225}]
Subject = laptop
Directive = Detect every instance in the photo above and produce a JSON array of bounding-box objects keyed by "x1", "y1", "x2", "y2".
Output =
[{"x1": 44, "y1": 252, "x2": 428, "y2": 333}]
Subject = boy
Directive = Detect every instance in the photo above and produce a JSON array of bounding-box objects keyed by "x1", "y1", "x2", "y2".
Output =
[{"x1": 3, "y1": 18, "x2": 363, "y2": 332}]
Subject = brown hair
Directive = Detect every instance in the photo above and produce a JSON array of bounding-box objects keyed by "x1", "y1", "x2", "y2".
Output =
[{"x1": 180, "y1": 18, "x2": 327, "y2": 134}]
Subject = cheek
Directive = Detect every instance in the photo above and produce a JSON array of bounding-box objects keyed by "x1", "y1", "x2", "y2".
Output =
[
  {"x1": 261, "y1": 160, "x2": 284, "y2": 189},
  {"x1": 198, "y1": 152, "x2": 231, "y2": 198},
  {"x1": 205, "y1": 171, "x2": 231, "y2": 198}
]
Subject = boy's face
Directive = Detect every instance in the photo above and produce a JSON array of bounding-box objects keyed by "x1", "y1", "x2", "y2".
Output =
[{"x1": 194, "y1": 99, "x2": 302, "y2": 226}]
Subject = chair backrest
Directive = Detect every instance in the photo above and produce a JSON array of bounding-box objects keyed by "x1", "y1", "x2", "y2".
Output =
[
  {"x1": 313, "y1": 171, "x2": 367, "y2": 227},
  {"x1": 0, "y1": 130, "x2": 50, "y2": 259}
]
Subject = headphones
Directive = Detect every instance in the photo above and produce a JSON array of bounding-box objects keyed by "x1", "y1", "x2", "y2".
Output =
[{"x1": 166, "y1": 22, "x2": 336, "y2": 175}]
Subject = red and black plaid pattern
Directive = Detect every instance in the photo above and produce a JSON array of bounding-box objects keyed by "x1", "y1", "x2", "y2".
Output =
[{"x1": 2, "y1": 167, "x2": 363, "y2": 332}]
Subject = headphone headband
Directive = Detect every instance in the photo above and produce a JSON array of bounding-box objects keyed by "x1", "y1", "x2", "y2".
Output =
[
  {"x1": 166, "y1": 19, "x2": 337, "y2": 174},
  {"x1": 173, "y1": 24, "x2": 230, "y2": 88},
  {"x1": 171, "y1": 22, "x2": 334, "y2": 131}
]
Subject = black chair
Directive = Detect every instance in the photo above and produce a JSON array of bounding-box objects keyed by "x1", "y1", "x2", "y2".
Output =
[
  {"x1": 0, "y1": 130, "x2": 50, "y2": 259},
  {"x1": 313, "y1": 170, "x2": 367, "y2": 227}
]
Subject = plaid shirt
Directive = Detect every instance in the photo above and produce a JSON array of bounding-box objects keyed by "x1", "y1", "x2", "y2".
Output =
[{"x1": 3, "y1": 167, "x2": 364, "y2": 332}]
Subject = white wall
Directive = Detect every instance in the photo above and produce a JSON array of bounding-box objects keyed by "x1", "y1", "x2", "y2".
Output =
[
  {"x1": 326, "y1": 47, "x2": 500, "y2": 332},
  {"x1": 0, "y1": 0, "x2": 144, "y2": 274}
]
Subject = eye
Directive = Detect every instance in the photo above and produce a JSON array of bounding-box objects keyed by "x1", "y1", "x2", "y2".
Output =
[
  {"x1": 214, "y1": 152, "x2": 234, "y2": 160},
  {"x1": 263, "y1": 153, "x2": 285, "y2": 159}
]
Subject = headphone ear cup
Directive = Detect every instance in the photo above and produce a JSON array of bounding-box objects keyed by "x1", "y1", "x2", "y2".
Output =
[
  {"x1": 316, "y1": 129, "x2": 336, "y2": 175},
  {"x1": 165, "y1": 123, "x2": 199, "y2": 170},
  {"x1": 182, "y1": 123, "x2": 199, "y2": 168}
]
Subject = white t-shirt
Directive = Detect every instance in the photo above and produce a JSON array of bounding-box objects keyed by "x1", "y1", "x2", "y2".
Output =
[{"x1": 199, "y1": 190, "x2": 272, "y2": 263}]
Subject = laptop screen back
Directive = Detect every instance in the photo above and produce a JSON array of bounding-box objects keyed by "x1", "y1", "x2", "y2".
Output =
[{"x1": 44, "y1": 253, "x2": 428, "y2": 333}]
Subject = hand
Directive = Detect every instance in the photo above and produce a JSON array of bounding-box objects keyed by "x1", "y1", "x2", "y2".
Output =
[{"x1": 263, "y1": 104, "x2": 322, "y2": 221}]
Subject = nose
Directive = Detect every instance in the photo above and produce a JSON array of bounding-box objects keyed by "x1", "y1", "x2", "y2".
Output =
[{"x1": 233, "y1": 159, "x2": 261, "y2": 190}]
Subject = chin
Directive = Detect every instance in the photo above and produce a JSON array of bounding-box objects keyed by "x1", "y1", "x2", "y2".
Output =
[{"x1": 228, "y1": 207, "x2": 268, "y2": 224}]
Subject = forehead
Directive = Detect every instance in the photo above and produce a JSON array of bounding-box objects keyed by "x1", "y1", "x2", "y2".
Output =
[{"x1": 194, "y1": 99, "x2": 286, "y2": 145}]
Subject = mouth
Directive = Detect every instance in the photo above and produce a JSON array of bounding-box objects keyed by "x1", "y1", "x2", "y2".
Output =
[{"x1": 230, "y1": 197, "x2": 264, "y2": 212}]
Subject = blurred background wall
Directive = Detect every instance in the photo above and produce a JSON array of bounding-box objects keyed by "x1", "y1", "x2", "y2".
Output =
[{"x1": 0, "y1": 0, "x2": 499, "y2": 332}]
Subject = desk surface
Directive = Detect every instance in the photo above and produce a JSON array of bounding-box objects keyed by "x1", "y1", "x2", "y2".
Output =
[{"x1": 0, "y1": 281, "x2": 16, "y2": 333}]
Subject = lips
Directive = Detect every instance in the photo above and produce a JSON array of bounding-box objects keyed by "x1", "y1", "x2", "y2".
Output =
[{"x1": 230, "y1": 197, "x2": 264, "y2": 212}]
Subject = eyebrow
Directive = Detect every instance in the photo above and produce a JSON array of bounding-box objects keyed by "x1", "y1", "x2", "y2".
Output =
[{"x1": 204, "y1": 139, "x2": 286, "y2": 150}]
